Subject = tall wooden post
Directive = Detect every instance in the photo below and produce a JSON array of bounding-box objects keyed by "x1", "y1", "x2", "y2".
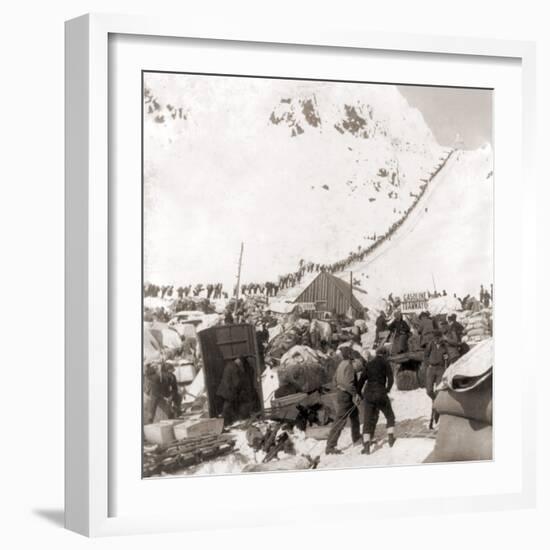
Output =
[{"x1": 234, "y1": 242, "x2": 244, "y2": 315}]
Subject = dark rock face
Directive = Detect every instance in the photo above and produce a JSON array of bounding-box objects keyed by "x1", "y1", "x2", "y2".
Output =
[
  {"x1": 269, "y1": 95, "x2": 321, "y2": 137},
  {"x1": 301, "y1": 98, "x2": 321, "y2": 128},
  {"x1": 341, "y1": 105, "x2": 368, "y2": 136}
]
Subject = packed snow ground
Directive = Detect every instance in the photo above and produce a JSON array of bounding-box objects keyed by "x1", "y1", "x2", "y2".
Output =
[{"x1": 174, "y1": 388, "x2": 435, "y2": 477}]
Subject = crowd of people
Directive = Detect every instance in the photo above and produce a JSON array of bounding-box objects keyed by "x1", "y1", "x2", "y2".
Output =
[
  {"x1": 386, "y1": 283, "x2": 493, "y2": 315},
  {"x1": 144, "y1": 282, "x2": 227, "y2": 300}
]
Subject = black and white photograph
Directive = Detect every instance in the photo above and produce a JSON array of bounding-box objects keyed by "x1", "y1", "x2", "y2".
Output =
[{"x1": 141, "y1": 72, "x2": 494, "y2": 477}]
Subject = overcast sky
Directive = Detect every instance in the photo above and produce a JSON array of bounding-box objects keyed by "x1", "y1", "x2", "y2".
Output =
[{"x1": 398, "y1": 85, "x2": 493, "y2": 150}]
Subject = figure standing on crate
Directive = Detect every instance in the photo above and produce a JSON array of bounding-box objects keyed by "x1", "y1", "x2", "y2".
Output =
[
  {"x1": 357, "y1": 346, "x2": 396, "y2": 454},
  {"x1": 387, "y1": 310, "x2": 411, "y2": 354},
  {"x1": 325, "y1": 346, "x2": 363, "y2": 455}
]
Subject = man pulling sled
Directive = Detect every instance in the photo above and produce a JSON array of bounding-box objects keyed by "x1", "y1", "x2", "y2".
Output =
[{"x1": 325, "y1": 346, "x2": 396, "y2": 456}]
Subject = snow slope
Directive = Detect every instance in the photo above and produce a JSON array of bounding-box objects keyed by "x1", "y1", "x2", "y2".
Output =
[{"x1": 339, "y1": 145, "x2": 494, "y2": 300}]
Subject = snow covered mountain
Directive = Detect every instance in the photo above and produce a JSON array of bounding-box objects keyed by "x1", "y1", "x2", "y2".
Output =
[{"x1": 143, "y1": 75, "x2": 455, "y2": 289}]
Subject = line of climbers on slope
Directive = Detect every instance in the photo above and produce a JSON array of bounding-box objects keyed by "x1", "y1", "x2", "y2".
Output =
[{"x1": 241, "y1": 149, "x2": 456, "y2": 294}]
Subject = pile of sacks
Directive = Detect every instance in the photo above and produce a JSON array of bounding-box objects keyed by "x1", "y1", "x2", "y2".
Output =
[
  {"x1": 277, "y1": 345, "x2": 337, "y2": 393},
  {"x1": 462, "y1": 309, "x2": 492, "y2": 344}
]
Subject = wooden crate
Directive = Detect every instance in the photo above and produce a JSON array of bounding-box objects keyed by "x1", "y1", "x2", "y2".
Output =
[
  {"x1": 174, "y1": 418, "x2": 225, "y2": 440},
  {"x1": 269, "y1": 392, "x2": 308, "y2": 421},
  {"x1": 144, "y1": 421, "x2": 176, "y2": 446}
]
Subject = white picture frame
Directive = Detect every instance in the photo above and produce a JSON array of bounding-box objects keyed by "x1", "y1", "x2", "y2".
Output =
[{"x1": 65, "y1": 13, "x2": 537, "y2": 537}]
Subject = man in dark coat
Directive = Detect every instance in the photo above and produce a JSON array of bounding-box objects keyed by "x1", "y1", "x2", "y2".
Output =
[
  {"x1": 144, "y1": 364, "x2": 165, "y2": 424},
  {"x1": 447, "y1": 314, "x2": 464, "y2": 340},
  {"x1": 357, "y1": 346, "x2": 396, "y2": 454},
  {"x1": 162, "y1": 363, "x2": 181, "y2": 417},
  {"x1": 216, "y1": 358, "x2": 246, "y2": 426},
  {"x1": 325, "y1": 346, "x2": 362, "y2": 454},
  {"x1": 216, "y1": 357, "x2": 258, "y2": 426},
  {"x1": 256, "y1": 324, "x2": 269, "y2": 369},
  {"x1": 144, "y1": 363, "x2": 175, "y2": 423},
  {"x1": 424, "y1": 330, "x2": 449, "y2": 401},
  {"x1": 446, "y1": 313, "x2": 466, "y2": 359},
  {"x1": 418, "y1": 311, "x2": 436, "y2": 348},
  {"x1": 388, "y1": 311, "x2": 411, "y2": 354}
]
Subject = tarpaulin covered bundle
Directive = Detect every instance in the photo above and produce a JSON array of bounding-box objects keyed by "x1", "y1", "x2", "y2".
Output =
[
  {"x1": 278, "y1": 345, "x2": 337, "y2": 393},
  {"x1": 266, "y1": 324, "x2": 309, "y2": 362},
  {"x1": 161, "y1": 327, "x2": 183, "y2": 353},
  {"x1": 426, "y1": 414, "x2": 492, "y2": 462},
  {"x1": 427, "y1": 295, "x2": 462, "y2": 315},
  {"x1": 426, "y1": 338, "x2": 493, "y2": 463},
  {"x1": 193, "y1": 297, "x2": 215, "y2": 313},
  {"x1": 143, "y1": 326, "x2": 162, "y2": 365},
  {"x1": 196, "y1": 313, "x2": 222, "y2": 333},
  {"x1": 143, "y1": 324, "x2": 184, "y2": 362}
]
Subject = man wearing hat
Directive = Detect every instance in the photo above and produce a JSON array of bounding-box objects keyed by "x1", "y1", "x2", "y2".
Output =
[
  {"x1": 447, "y1": 313, "x2": 465, "y2": 342},
  {"x1": 357, "y1": 346, "x2": 396, "y2": 454}
]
